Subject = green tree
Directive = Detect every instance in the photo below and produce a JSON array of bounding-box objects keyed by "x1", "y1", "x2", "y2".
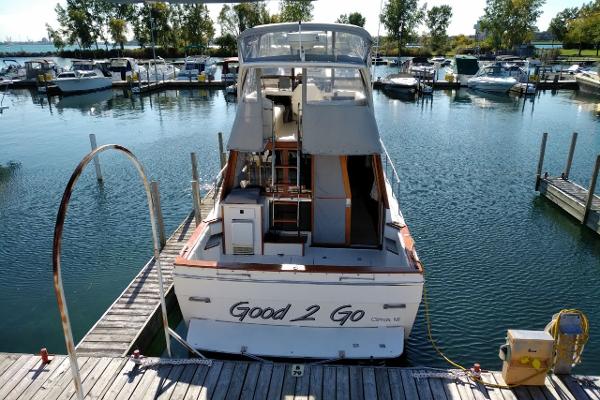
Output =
[
  {"x1": 214, "y1": 33, "x2": 237, "y2": 55},
  {"x1": 279, "y1": 0, "x2": 313, "y2": 22},
  {"x1": 549, "y1": 7, "x2": 579, "y2": 42},
  {"x1": 218, "y1": 2, "x2": 270, "y2": 37},
  {"x1": 426, "y1": 5, "x2": 452, "y2": 52},
  {"x1": 380, "y1": 0, "x2": 426, "y2": 56},
  {"x1": 336, "y1": 12, "x2": 366, "y2": 27},
  {"x1": 479, "y1": 0, "x2": 545, "y2": 50},
  {"x1": 45, "y1": 24, "x2": 66, "y2": 51},
  {"x1": 108, "y1": 19, "x2": 127, "y2": 50},
  {"x1": 181, "y1": 4, "x2": 215, "y2": 49}
]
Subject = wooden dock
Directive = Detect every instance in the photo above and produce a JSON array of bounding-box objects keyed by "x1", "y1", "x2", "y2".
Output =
[
  {"x1": 76, "y1": 199, "x2": 216, "y2": 357},
  {"x1": 1, "y1": 352, "x2": 599, "y2": 400},
  {"x1": 535, "y1": 132, "x2": 600, "y2": 234}
]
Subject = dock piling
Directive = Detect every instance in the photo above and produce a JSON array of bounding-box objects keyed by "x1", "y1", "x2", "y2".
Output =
[
  {"x1": 89, "y1": 134, "x2": 103, "y2": 183},
  {"x1": 151, "y1": 180, "x2": 166, "y2": 249},
  {"x1": 192, "y1": 180, "x2": 202, "y2": 225},
  {"x1": 583, "y1": 154, "x2": 600, "y2": 224},
  {"x1": 191, "y1": 152, "x2": 202, "y2": 206},
  {"x1": 535, "y1": 132, "x2": 549, "y2": 191},
  {"x1": 218, "y1": 132, "x2": 226, "y2": 169},
  {"x1": 563, "y1": 132, "x2": 578, "y2": 180}
]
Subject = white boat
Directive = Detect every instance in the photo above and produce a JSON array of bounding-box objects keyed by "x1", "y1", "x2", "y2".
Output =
[
  {"x1": 576, "y1": 70, "x2": 600, "y2": 95},
  {"x1": 140, "y1": 57, "x2": 179, "y2": 81},
  {"x1": 0, "y1": 59, "x2": 26, "y2": 81},
  {"x1": 381, "y1": 74, "x2": 419, "y2": 95},
  {"x1": 222, "y1": 57, "x2": 239, "y2": 82},
  {"x1": 450, "y1": 55, "x2": 479, "y2": 85},
  {"x1": 53, "y1": 69, "x2": 112, "y2": 94},
  {"x1": 109, "y1": 58, "x2": 145, "y2": 82},
  {"x1": 409, "y1": 56, "x2": 435, "y2": 79},
  {"x1": 173, "y1": 22, "x2": 424, "y2": 360},
  {"x1": 177, "y1": 55, "x2": 217, "y2": 81},
  {"x1": 24, "y1": 59, "x2": 60, "y2": 81},
  {"x1": 468, "y1": 65, "x2": 518, "y2": 93}
]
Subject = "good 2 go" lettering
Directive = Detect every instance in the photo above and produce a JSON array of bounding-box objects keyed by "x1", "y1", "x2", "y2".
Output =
[{"x1": 229, "y1": 302, "x2": 365, "y2": 326}]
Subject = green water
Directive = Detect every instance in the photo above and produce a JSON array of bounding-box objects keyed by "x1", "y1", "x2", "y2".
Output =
[{"x1": 1, "y1": 84, "x2": 599, "y2": 373}]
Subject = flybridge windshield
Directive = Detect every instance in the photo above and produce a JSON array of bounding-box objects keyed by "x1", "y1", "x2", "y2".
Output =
[{"x1": 240, "y1": 29, "x2": 370, "y2": 65}]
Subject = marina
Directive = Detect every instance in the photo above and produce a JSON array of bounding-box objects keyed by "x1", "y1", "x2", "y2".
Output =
[{"x1": 1, "y1": 11, "x2": 600, "y2": 400}]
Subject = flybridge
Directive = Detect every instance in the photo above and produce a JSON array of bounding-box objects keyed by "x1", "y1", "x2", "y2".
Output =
[{"x1": 238, "y1": 23, "x2": 373, "y2": 66}]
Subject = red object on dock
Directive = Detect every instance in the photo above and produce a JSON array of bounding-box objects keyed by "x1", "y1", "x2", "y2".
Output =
[{"x1": 40, "y1": 348, "x2": 50, "y2": 364}]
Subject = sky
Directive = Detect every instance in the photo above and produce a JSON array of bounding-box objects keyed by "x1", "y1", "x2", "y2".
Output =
[{"x1": 0, "y1": 0, "x2": 586, "y2": 42}]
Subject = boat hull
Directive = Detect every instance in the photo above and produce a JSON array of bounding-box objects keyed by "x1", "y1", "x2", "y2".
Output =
[
  {"x1": 468, "y1": 77, "x2": 517, "y2": 93},
  {"x1": 174, "y1": 265, "x2": 423, "y2": 359},
  {"x1": 54, "y1": 77, "x2": 112, "y2": 94},
  {"x1": 576, "y1": 74, "x2": 600, "y2": 96}
]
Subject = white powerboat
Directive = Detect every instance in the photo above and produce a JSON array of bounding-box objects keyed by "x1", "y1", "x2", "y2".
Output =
[
  {"x1": 141, "y1": 57, "x2": 179, "y2": 81},
  {"x1": 0, "y1": 59, "x2": 26, "y2": 81},
  {"x1": 222, "y1": 57, "x2": 239, "y2": 82},
  {"x1": 53, "y1": 70, "x2": 112, "y2": 94},
  {"x1": 109, "y1": 58, "x2": 145, "y2": 82},
  {"x1": 409, "y1": 56, "x2": 435, "y2": 79},
  {"x1": 173, "y1": 22, "x2": 424, "y2": 360},
  {"x1": 177, "y1": 55, "x2": 217, "y2": 81},
  {"x1": 381, "y1": 74, "x2": 419, "y2": 95},
  {"x1": 468, "y1": 65, "x2": 518, "y2": 93},
  {"x1": 450, "y1": 55, "x2": 479, "y2": 85},
  {"x1": 576, "y1": 70, "x2": 600, "y2": 95}
]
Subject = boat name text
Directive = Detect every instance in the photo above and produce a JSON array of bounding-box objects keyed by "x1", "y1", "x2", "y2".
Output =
[{"x1": 229, "y1": 302, "x2": 365, "y2": 325}]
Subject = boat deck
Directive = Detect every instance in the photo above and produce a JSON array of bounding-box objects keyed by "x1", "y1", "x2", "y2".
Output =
[
  {"x1": 76, "y1": 200, "x2": 215, "y2": 357},
  {"x1": 539, "y1": 176, "x2": 600, "y2": 234},
  {"x1": 1, "y1": 352, "x2": 598, "y2": 400}
]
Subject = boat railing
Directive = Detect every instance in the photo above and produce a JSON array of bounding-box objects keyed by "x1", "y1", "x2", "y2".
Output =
[
  {"x1": 210, "y1": 163, "x2": 227, "y2": 211},
  {"x1": 380, "y1": 138, "x2": 401, "y2": 199}
]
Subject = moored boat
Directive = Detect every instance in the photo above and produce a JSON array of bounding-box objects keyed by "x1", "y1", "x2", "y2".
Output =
[
  {"x1": 468, "y1": 65, "x2": 518, "y2": 93},
  {"x1": 173, "y1": 22, "x2": 424, "y2": 360},
  {"x1": 177, "y1": 55, "x2": 217, "y2": 81},
  {"x1": 109, "y1": 58, "x2": 145, "y2": 82},
  {"x1": 576, "y1": 70, "x2": 600, "y2": 95},
  {"x1": 53, "y1": 70, "x2": 112, "y2": 94},
  {"x1": 381, "y1": 73, "x2": 419, "y2": 95},
  {"x1": 450, "y1": 55, "x2": 479, "y2": 85}
]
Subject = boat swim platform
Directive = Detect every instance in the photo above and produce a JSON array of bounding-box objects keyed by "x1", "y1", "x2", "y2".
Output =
[
  {"x1": 1, "y1": 352, "x2": 599, "y2": 400},
  {"x1": 76, "y1": 199, "x2": 216, "y2": 357},
  {"x1": 535, "y1": 132, "x2": 600, "y2": 235}
]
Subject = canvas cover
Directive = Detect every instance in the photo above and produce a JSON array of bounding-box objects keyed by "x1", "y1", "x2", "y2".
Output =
[{"x1": 302, "y1": 104, "x2": 382, "y2": 155}]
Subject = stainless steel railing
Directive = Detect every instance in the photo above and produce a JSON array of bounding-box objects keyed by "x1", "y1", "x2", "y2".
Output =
[{"x1": 379, "y1": 138, "x2": 401, "y2": 198}]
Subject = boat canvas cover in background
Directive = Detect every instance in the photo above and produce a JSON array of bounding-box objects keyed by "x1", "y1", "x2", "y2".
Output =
[
  {"x1": 302, "y1": 104, "x2": 382, "y2": 155},
  {"x1": 313, "y1": 156, "x2": 346, "y2": 244}
]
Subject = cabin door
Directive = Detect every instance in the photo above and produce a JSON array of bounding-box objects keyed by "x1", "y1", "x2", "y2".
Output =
[{"x1": 312, "y1": 156, "x2": 350, "y2": 245}]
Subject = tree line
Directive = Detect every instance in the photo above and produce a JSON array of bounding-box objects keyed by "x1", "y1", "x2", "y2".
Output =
[
  {"x1": 45, "y1": 0, "x2": 316, "y2": 55},
  {"x1": 549, "y1": 0, "x2": 600, "y2": 55}
]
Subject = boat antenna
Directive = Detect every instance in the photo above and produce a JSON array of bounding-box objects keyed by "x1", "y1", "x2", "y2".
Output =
[{"x1": 372, "y1": 0, "x2": 384, "y2": 90}]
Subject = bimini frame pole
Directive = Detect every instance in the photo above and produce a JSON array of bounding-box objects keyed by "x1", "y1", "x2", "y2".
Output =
[{"x1": 52, "y1": 144, "x2": 169, "y2": 400}]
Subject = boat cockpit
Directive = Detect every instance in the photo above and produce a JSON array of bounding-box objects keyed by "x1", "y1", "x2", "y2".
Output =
[{"x1": 184, "y1": 24, "x2": 414, "y2": 271}]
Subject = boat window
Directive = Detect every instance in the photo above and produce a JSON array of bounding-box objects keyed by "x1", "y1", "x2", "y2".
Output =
[
  {"x1": 242, "y1": 69, "x2": 258, "y2": 102},
  {"x1": 305, "y1": 67, "x2": 367, "y2": 105},
  {"x1": 241, "y1": 28, "x2": 369, "y2": 64}
]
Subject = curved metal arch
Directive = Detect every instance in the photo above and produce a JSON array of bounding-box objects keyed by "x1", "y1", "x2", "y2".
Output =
[{"x1": 52, "y1": 144, "x2": 170, "y2": 400}]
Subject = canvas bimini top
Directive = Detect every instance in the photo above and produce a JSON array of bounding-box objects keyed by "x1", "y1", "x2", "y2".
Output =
[
  {"x1": 238, "y1": 22, "x2": 373, "y2": 65},
  {"x1": 228, "y1": 22, "x2": 382, "y2": 156}
]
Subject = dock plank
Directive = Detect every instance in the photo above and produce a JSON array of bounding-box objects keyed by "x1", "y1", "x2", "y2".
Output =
[
  {"x1": 0, "y1": 354, "x2": 595, "y2": 400},
  {"x1": 252, "y1": 363, "x2": 274, "y2": 400}
]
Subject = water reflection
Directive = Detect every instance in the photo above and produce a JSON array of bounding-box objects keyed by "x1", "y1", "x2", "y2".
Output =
[
  {"x1": 56, "y1": 90, "x2": 114, "y2": 114},
  {"x1": 0, "y1": 161, "x2": 20, "y2": 184}
]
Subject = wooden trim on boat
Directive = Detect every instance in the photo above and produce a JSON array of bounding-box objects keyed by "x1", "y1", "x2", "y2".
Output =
[
  {"x1": 373, "y1": 154, "x2": 389, "y2": 209},
  {"x1": 220, "y1": 150, "x2": 238, "y2": 201},
  {"x1": 340, "y1": 156, "x2": 352, "y2": 246},
  {"x1": 174, "y1": 256, "x2": 423, "y2": 274}
]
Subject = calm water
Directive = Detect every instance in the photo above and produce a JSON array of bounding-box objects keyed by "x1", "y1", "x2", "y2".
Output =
[{"x1": 1, "y1": 80, "x2": 600, "y2": 373}]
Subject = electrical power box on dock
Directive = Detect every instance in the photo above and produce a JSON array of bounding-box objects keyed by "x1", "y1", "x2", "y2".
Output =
[{"x1": 500, "y1": 329, "x2": 554, "y2": 386}]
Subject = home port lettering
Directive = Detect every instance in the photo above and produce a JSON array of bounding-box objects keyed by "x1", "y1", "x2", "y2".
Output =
[{"x1": 230, "y1": 302, "x2": 365, "y2": 326}]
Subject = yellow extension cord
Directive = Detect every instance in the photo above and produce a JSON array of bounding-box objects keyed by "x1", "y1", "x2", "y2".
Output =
[{"x1": 421, "y1": 279, "x2": 590, "y2": 389}]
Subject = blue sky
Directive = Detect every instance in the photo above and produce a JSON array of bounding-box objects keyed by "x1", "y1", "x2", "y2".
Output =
[{"x1": 0, "y1": 0, "x2": 585, "y2": 42}]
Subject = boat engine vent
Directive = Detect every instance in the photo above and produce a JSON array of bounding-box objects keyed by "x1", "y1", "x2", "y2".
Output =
[{"x1": 232, "y1": 245, "x2": 254, "y2": 255}]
